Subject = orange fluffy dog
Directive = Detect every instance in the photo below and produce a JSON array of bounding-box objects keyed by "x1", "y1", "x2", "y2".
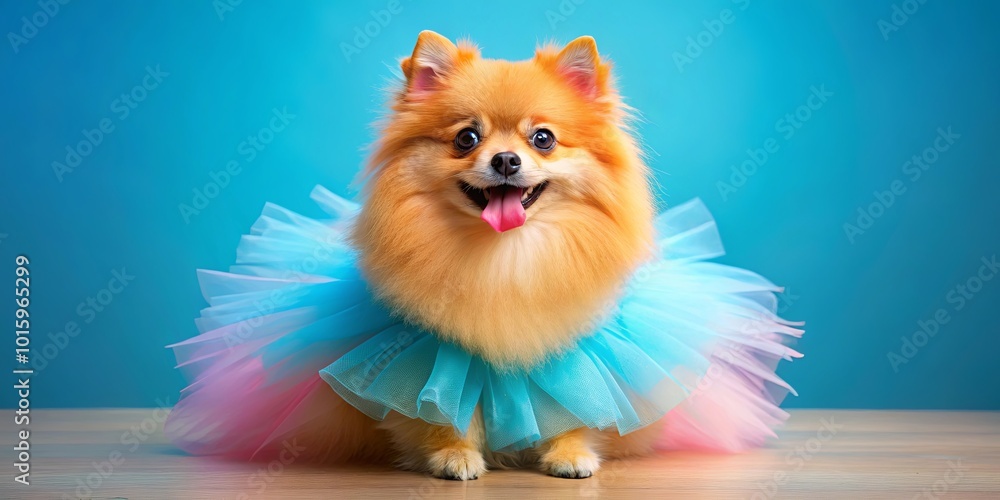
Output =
[
  {"x1": 341, "y1": 31, "x2": 656, "y2": 479},
  {"x1": 167, "y1": 29, "x2": 798, "y2": 481}
]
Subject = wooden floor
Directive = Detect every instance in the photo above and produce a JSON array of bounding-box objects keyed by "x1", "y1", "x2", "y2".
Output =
[{"x1": 1, "y1": 410, "x2": 998, "y2": 499}]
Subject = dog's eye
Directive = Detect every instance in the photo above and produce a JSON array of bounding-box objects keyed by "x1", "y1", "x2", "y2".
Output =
[
  {"x1": 454, "y1": 128, "x2": 480, "y2": 152},
  {"x1": 531, "y1": 129, "x2": 556, "y2": 151}
]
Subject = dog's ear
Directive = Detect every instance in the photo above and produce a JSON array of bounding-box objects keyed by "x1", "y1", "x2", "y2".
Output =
[
  {"x1": 552, "y1": 36, "x2": 605, "y2": 98},
  {"x1": 400, "y1": 31, "x2": 461, "y2": 95}
]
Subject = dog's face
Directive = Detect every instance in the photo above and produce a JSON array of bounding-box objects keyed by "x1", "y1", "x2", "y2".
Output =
[{"x1": 353, "y1": 32, "x2": 654, "y2": 367}]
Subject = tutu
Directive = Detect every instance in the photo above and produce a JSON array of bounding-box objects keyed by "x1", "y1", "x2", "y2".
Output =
[{"x1": 165, "y1": 186, "x2": 802, "y2": 457}]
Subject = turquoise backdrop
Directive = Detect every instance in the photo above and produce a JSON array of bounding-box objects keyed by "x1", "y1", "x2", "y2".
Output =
[{"x1": 2, "y1": 1, "x2": 998, "y2": 409}]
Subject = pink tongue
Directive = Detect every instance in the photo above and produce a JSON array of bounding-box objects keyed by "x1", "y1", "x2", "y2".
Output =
[{"x1": 481, "y1": 186, "x2": 525, "y2": 232}]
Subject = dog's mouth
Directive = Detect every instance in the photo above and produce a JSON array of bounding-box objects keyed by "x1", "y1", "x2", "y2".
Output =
[{"x1": 459, "y1": 181, "x2": 549, "y2": 233}]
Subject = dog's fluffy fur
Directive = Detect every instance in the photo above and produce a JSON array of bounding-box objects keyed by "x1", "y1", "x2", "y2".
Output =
[{"x1": 308, "y1": 32, "x2": 657, "y2": 479}]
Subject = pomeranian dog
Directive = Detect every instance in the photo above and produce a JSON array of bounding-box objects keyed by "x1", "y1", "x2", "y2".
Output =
[
  {"x1": 341, "y1": 31, "x2": 656, "y2": 479},
  {"x1": 168, "y1": 29, "x2": 796, "y2": 480},
  {"x1": 165, "y1": 31, "x2": 740, "y2": 480}
]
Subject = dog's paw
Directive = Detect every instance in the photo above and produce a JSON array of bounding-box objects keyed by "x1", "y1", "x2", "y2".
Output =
[
  {"x1": 428, "y1": 447, "x2": 487, "y2": 481},
  {"x1": 541, "y1": 448, "x2": 600, "y2": 479}
]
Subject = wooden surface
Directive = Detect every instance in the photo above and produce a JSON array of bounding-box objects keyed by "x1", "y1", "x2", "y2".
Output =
[{"x1": 1, "y1": 410, "x2": 998, "y2": 499}]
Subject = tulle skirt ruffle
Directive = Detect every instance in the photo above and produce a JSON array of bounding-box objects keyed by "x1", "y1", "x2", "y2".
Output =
[{"x1": 165, "y1": 186, "x2": 802, "y2": 457}]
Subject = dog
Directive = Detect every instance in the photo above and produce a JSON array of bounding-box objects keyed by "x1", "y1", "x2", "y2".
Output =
[
  {"x1": 168, "y1": 30, "x2": 798, "y2": 482},
  {"x1": 344, "y1": 31, "x2": 655, "y2": 479}
]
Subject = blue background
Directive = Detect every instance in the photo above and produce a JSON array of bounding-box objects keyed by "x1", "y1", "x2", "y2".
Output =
[{"x1": 2, "y1": 1, "x2": 998, "y2": 410}]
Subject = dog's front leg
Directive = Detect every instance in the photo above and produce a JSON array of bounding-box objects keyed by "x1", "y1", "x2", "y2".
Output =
[
  {"x1": 380, "y1": 413, "x2": 487, "y2": 480},
  {"x1": 538, "y1": 428, "x2": 600, "y2": 479}
]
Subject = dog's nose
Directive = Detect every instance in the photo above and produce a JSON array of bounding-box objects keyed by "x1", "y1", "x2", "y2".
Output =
[{"x1": 490, "y1": 151, "x2": 521, "y2": 177}]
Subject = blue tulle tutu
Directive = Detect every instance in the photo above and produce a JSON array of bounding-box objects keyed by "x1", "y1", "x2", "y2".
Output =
[{"x1": 166, "y1": 185, "x2": 802, "y2": 457}]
